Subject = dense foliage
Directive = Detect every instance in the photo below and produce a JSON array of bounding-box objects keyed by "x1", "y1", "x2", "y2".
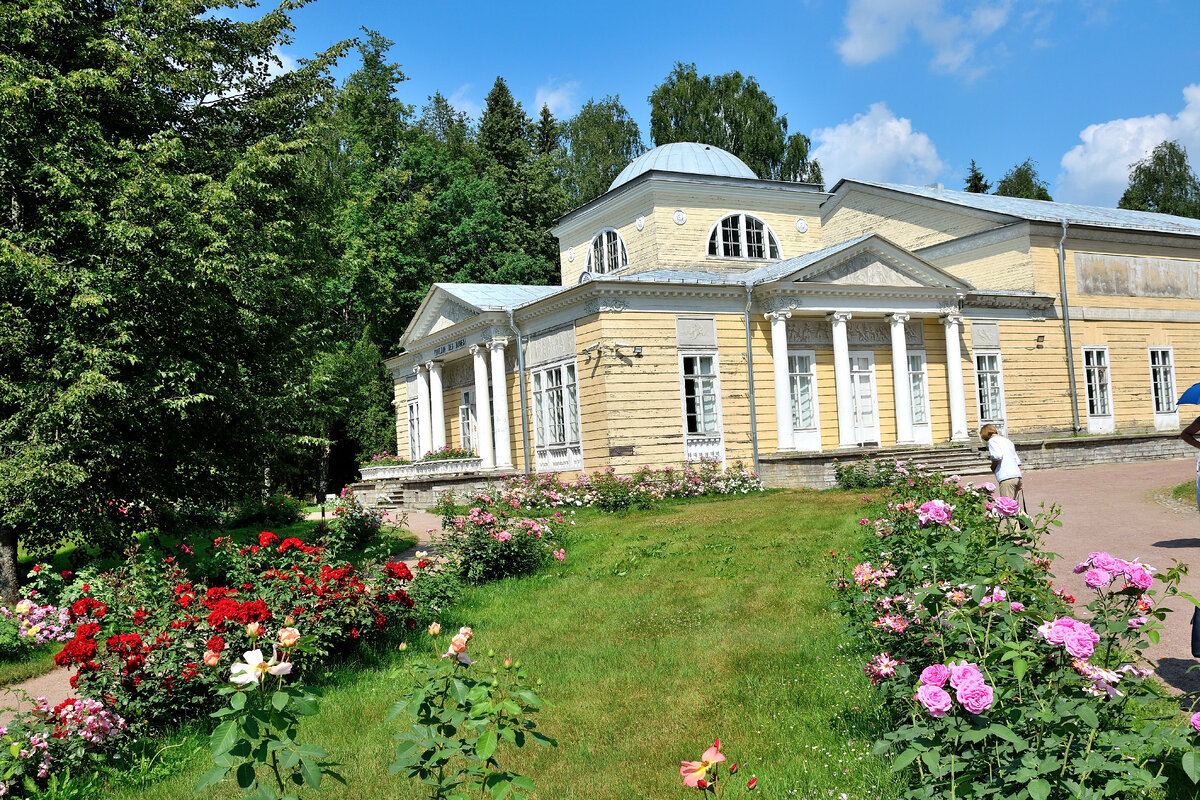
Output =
[
  {"x1": 832, "y1": 460, "x2": 1200, "y2": 799},
  {"x1": 1119, "y1": 139, "x2": 1200, "y2": 218}
]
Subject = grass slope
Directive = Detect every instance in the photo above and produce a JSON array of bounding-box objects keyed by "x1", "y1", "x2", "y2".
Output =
[{"x1": 98, "y1": 490, "x2": 901, "y2": 800}]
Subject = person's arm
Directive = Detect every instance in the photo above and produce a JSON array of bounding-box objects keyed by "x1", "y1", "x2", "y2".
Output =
[
  {"x1": 1182, "y1": 417, "x2": 1200, "y2": 449},
  {"x1": 987, "y1": 439, "x2": 1001, "y2": 471}
]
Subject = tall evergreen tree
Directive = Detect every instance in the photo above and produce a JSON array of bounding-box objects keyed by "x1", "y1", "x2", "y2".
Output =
[
  {"x1": 994, "y1": 158, "x2": 1053, "y2": 201},
  {"x1": 561, "y1": 95, "x2": 645, "y2": 207},
  {"x1": 1118, "y1": 140, "x2": 1200, "y2": 217},
  {"x1": 964, "y1": 160, "x2": 991, "y2": 193},
  {"x1": 534, "y1": 104, "x2": 561, "y2": 156},
  {"x1": 648, "y1": 62, "x2": 821, "y2": 184},
  {"x1": 478, "y1": 77, "x2": 531, "y2": 176},
  {"x1": 419, "y1": 92, "x2": 473, "y2": 161}
]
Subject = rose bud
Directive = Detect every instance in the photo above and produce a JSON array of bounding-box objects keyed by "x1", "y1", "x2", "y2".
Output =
[
  {"x1": 428, "y1": 622, "x2": 441, "y2": 636},
  {"x1": 203, "y1": 650, "x2": 220, "y2": 667},
  {"x1": 747, "y1": 778, "x2": 757, "y2": 790},
  {"x1": 398, "y1": 642, "x2": 407, "y2": 651},
  {"x1": 246, "y1": 622, "x2": 263, "y2": 638},
  {"x1": 729, "y1": 763, "x2": 738, "y2": 774}
]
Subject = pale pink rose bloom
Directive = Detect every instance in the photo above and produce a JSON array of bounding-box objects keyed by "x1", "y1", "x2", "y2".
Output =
[
  {"x1": 1126, "y1": 616, "x2": 1148, "y2": 628},
  {"x1": 203, "y1": 649, "x2": 220, "y2": 667},
  {"x1": 918, "y1": 499, "x2": 955, "y2": 526},
  {"x1": 449, "y1": 633, "x2": 468, "y2": 653},
  {"x1": 278, "y1": 627, "x2": 300, "y2": 648},
  {"x1": 1088, "y1": 552, "x2": 1123, "y2": 574},
  {"x1": 947, "y1": 661, "x2": 984, "y2": 690},
  {"x1": 458, "y1": 626, "x2": 473, "y2": 640},
  {"x1": 246, "y1": 622, "x2": 263, "y2": 638},
  {"x1": 915, "y1": 684, "x2": 953, "y2": 717},
  {"x1": 1083, "y1": 569, "x2": 1111, "y2": 589},
  {"x1": 919, "y1": 664, "x2": 950, "y2": 687},
  {"x1": 1126, "y1": 565, "x2": 1154, "y2": 591},
  {"x1": 428, "y1": 622, "x2": 441, "y2": 636},
  {"x1": 1191, "y1": 712, "x2": 1200, "y2": 733},
  {"x1": 956, "y1": 682, "x2": 994, "y2": 715}
]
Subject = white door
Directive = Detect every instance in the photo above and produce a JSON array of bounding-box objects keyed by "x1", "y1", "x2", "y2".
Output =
[
  {"x1": 1083, "y1": 347, "x2": 1114, "y2": 434},
  {"x1": 849, "y1": 351, "x2": 880, "y2": 445},
  {"x1": 908, "y1": 352, "x2": 933, "y2": 445},
  {"x1": 680, "y1": 353, "x2": 725, "y2": 463},
  {"x1": 788, "y1": 350, "x2": 822, "y2": 451},
  {"x1": 459, "y1": 389, "x2": 477, "y2": 452}
]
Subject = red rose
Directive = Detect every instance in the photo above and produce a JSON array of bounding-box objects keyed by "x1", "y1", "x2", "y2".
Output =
[
  {"x1": 81, "y1": 584, "x2": 90, "y2": 592},
  {"x1": 61, "y1": 570, "x2": 73, "y2": 580},
  {"x1": 31, "y1": 565, "x2": 40, "y2": 573}
]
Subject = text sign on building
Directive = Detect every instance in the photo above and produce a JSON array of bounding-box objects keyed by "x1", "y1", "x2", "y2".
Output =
[{"x1": 434, "y1": 338, "x2": 467, "y2": 357}]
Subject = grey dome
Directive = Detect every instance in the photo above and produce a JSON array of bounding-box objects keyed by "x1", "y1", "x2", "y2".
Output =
[{"x1": 608, "y1": 142, "x2": 757, "y2": 190}]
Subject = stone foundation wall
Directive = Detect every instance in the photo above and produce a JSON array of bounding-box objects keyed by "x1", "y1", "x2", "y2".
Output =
[{"x1": 351, "y1": 473, "x2": 513, "y2": 510}]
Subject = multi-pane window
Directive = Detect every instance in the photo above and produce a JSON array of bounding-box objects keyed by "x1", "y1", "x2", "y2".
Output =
[
  {"x1": 908, "y1": 353, "x2": 929, "y2": 425},
  {"x1": 532, "y1": 363, "x2": 580, "y2": 448},
  {"x1": 682, "y1": 355, "x2": 720, "y2": 435},
  {"x1": 407, "y1": 398, "x2": 420, "y2": 459},
  {"x1": 1150, "y1": 348, "x2": 1176, "y2": 414},
  {"x1": 788, "y1": 353, "x2": 817, "y2": 431},
  {"x1": 458, "y1": 389, "x2": 476, "y2": 451},
  {"x1": 586, "y1": 229, "x2": 628, "y2": 274},
  {"x1": 975, "y1": 352, "x2": 1005, "y2": 425},
  {"x1": 1083, "y1": 347, "x2": 1111, "y2": 416},
  {"x1": 707, "y1": 213, "x2": 782, "y2": 260}
]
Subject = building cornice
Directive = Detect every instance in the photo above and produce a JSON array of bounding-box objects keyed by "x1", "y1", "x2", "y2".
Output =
[{"x1": 964, "y1": 290, "x2": 1056, "y2": 311}]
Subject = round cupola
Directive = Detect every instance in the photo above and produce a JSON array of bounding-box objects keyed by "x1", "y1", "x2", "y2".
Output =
[{"x1": 608, "y1": 142, "x2": 758, "y2": 191}]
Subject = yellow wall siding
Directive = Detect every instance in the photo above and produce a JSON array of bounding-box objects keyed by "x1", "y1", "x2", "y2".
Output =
[
  {"x1": 395, "y1": 379, "x2": 410, "y2": 459},
  {"x1": 917, "y1": 318, "x2": 954, "y2": 443},
  {"x1": 927, "y1": 237, "x2": 1035, "y2": 291},
  {"x1": 1030, "y1": 234, "x2": 1200, "y2": 311},
  {"x1": 651, "y1": 201, "x2": 825, "y2": 269},
  {"x1": 750, "y1": 317, "x2": 778, "y2": 456},
  {"x1": 573, "y1": 315, "x2": 610, "y2": 470},
  {"x1": 823, "y1": 190, "x2": 998, "y2": 251}
]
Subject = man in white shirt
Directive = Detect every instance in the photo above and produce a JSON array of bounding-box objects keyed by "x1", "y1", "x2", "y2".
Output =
[{"x1": 980, "y1": 424, "x2": 1022, "y2": 500}]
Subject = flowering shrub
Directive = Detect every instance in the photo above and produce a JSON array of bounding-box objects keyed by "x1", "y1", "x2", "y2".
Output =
[
  {"x1": 388, "y1": 626, "x2": 555, "y2": 799},
  {"x1": 0, "y1": 695, "x2": 128, "y2": 795},
  {"x1": 832, "y1": 455, "x2": 900, "y2": 489},
  {"x1": 360, "y1": 450, "x2": 411, "y2": 467},
  {"x1": 436, "y1": 506, "x2": 565, "y2": 584},
  {"x1": 313, "y1": 488, "x2": 384, "y2": 554},
  {"x1": 831, "y1": 461, "x2": 1200, "y2": 798},
  {"x1": 48, "y1": 529, "x2": 417, "y2": 733},
  {"x1": 0, "y1": 597, "x2": 72, "y2": 654},
  {"x1": 459, "y1": 460, "x2": 764, "y2": 514}
]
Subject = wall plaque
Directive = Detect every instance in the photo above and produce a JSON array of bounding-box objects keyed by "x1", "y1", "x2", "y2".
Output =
[{"x1": 676, "y1": 316, "x2": 718, "y2": 347}]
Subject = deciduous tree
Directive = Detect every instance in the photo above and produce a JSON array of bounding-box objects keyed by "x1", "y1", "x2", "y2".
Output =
[
  {"x1": 561, "y1": 95, "x2": 646, "y2": 207},
  {"x1": 1118, "y1": 140, "x2": 1200, "y2": 218},
  {"x1": 994, "y1": 158, "x2": 1052, "y2": 201}
]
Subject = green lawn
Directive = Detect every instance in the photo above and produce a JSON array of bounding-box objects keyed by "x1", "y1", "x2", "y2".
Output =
[
  {"x1": 1171, "y1": 479, "x2": 1196, "y2": 505},
  {"x1": 97, "y1": 490, "x2": 902, "y2": 800},
  {"x1": 0, "y1": 644, "x2": 60, "y2": 688}
]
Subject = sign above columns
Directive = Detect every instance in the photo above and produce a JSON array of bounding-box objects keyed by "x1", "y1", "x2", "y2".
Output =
[{"x1": 786, "y1": 317, "x2": 923, "y2": 348}]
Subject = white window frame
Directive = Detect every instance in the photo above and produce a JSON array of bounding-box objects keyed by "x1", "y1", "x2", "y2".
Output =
[
  {"x1": 530, "y1": 359, "x2": 583, "y2": 472},
  {"x1": 848, "y1": 350, "x2": 881, "y2": 445},
  {"x1": 908, "y1": 350, "x2": 933, "y2": 445},
  {"x1": 1082, "y1": 346, "x2": 1114, "y2": 434},
  {"x1": 1149, "y1": 346, "x2": 1179, "y2": 431},
  {"x1": 705, "y1": 213, "x2": 783, "y2": 261},
  {"x1": 787, "y1": 349, "x2": 821, "y2": 451},
  {"x1": 585, "y1": 228, "x2": 628, "y2": 275},
  {"x1": 406, "y1": 397, "x2": 421, "y2": 460},
  {"x1": 974, "y1": 350, "x2": 1007, "y2": 433},
  {"x1": 458, "y1": 388, "x2": 477, "y2": 452},
  {"x1": 678, "y1": 351, "x2": 725, "y2": 464}
]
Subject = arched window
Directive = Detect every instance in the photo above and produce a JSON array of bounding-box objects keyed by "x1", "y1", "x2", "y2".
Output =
[
  {"x1": 586, "y1": 228, "x2": 628, "y2": 274},
  {"x1": 707, "y1": 213, "x2": 782, "y2": 260}
]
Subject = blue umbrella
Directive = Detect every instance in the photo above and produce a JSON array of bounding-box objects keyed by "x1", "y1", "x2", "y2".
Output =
[{"x1": 1180, "y1": 382, "x2": 1200, "y2": 405}]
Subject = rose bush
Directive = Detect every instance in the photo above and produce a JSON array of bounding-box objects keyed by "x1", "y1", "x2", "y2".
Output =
[
  {"x1": 0, "y1": 695, "x2": 128, "y2": 796},
  {"x1": 832, "y1": 459, "x2": 1200, "y2": 799},
  {"x1": 433, "y1": 506, "x2": 565, "y2": 585}
]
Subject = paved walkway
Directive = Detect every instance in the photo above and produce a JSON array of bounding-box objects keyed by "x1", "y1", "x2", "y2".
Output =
[{"x1": 1023, "y1": 457, "x2": 1200, "y2": 698}]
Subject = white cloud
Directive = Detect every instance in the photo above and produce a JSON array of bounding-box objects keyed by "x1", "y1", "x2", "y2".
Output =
[
  {"x1": 267, "y1": 46, "x2": 298, "y2": 78},
  {"x1": 836, "y1": 0, "x2": 1012, "y2": 78},
  {"x1": 534, "y1": 79, "x2": 581, "y2": 118},
  {"x1": 1057, "y1": 84, "x2": 1200, "y2": 205},
  {"x1": 811, "y1": 102, "x2": 947, "y2": 186},
  {"x1": 448, "y1": 84, "x2": 481, "y2": 121}
]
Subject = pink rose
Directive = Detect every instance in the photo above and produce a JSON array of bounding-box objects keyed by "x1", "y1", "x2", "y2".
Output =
[
  {"x1": 992, "y1": 496, "x2": 1020, "y2": 516},
  {"x1": 458, "y1": 626, "x2": 473, "y2": 640},
  {"x1": 918, "y1": 499, "x2": 955, "y2": 526},
  {"x1": 1191, "y1": 712, "x2": 1200, "y2": 733},
  {"x1": 1063, "y1": 629, "x2": 1097, "y2": 659},
  {"x1": 919, "y1": 664, "x2": 950, "y2": 687},
  {"x1": 428, "y1": 622, "x2": 441, "y2": 636},
  {"x1": 246, "y1": 622, "x2": 263, "y2": 638},
  {"x1": 1088, "y1": 552, "x2": 1123, "y2": 574},
  {"x1": 1126, "y1": 565, "x2": 1154, "y2": 591},
  {"x1": 957, "y1": 681, "x2": 994, "y2": 715},
  {"x1": 1009, "y1": 602, "x2": 1025, "y2": 612},
  {"x1": 947, "y1": 661, "x2": 984, "y2": 690},
  {"x1": 449, "y1": 633, "x2": 468, "y2": 653},
  {"x1": 1084, "y1": 569, "x2": 1111, "y2": 589},
  {"x1": 278, "y1": 627, "x2": 300, "y2": 648},
  {"x1": 916, "y1": 684, "x2": 953, "y2": 717},
  {"x1": 1127, "y1": 616, "x2": 1148, "y2": 628}
]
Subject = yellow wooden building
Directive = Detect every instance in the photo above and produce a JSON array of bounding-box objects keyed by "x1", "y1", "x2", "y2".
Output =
[{"x1": 380, "y1": 142, "x2": 1200, "y2": 487}]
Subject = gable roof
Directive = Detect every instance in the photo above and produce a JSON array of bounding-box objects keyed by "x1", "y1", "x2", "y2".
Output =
[
  {"x1": 398, "y1": 283, "x2": 566, "y2": 350},
  {"x1": 830, "y1": 180, "x2": 1200, "y2": 238}
]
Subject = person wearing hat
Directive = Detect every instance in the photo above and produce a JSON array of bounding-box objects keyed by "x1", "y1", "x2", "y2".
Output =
[{"x1": 980, "y1": 424, "x2": 1022, "y2": 502}]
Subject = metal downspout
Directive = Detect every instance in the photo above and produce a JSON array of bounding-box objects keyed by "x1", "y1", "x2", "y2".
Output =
[
  {"x1": 1058, "y1": 220, "x2": 1082, "y2": 433},
  {"x1": 506, "y1": 310, "x2": 533, "y2": 473},
  {"x1": 744, "y1": 283, "x2": 760, "y2": 474}
]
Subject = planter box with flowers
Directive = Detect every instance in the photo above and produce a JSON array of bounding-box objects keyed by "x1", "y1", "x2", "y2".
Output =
[{"x1": 359, "y1": 446, "x2": 482, "y2": 481}]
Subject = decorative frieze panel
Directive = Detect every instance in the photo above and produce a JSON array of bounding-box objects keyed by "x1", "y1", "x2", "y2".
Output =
[
  {"x1": 442, "y1": 359, "x2": 473, "y2": 390},
  {"x1": 970, "y1": 322, "x2": 1001, "y2": 349},
  {"x1": 813, "y1": 253, "x2": 923, "y2": 287},
  {"x1": 676, "y1": 316, "x2": 718, "y2": 347},
  {"x1": 526, "y1": 324, "x2": 577, "y2": 368},
  {"x1": 786, "y1": 318, "x2": 924, "y2": 347},
  {"x1": 582, "y1": 297, "x2": 628, "y2": 315},
  {"x1": 1076, "y1": 252, "x2": 1200, "y2": 299}
]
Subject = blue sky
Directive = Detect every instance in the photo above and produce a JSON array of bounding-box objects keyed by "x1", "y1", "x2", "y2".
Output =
[{"x1": 273, "y1": 0, "x2": 1200, "y2": 207}]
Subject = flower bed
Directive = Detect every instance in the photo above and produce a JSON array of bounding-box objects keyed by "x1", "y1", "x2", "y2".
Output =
[
  {"x1": 469, "y1": 460, "x2": 764, "y2": 513},
  {"x1": 832, "y1": 460, "x2": 1200, "y2": 798}
]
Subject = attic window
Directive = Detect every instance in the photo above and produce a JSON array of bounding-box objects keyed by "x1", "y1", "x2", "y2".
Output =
[
  {"x1": 586, "y1": 228, "x2": 628, "y2": 275},
  {"x1": 707, "y1": 213, "x2": 781, "y2": 260}
]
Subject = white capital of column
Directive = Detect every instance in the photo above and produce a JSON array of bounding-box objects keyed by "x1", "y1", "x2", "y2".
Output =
[
  {"x1": 470, "y1": 344, "x2": 494, "y2": 468},
  {"x1": 942, "y1": 314, "x2": 969, "y2": 441},
  {"x1": 426, "y1": 361, "x2": 446, "y2": 451},
  {"x1": 488, "y1": 338, "x2": 513, "y2": 470},
  {"x1": 888, "y1": 314, "x2": 915, "y2": 446},
  {"x1": 766, "y1": 311, "x2": 794, "y2": 451},
  {"x1": 829, "y1": 311, "x2": 856, "y2": 448},
  {"x1": 414, "y1": 364, "x2": 432, "y2": 459}
]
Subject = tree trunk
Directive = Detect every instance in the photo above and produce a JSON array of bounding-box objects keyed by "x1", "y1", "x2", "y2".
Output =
[
  {"x1": 317, "y1": 441, "x2": 330, "y2": 503},
  {"x1": 262, "y1": 462, "x2": 271, "y2": 501},
  {"x1": 0, "y1": 526, "x2": 19, "y2": 605}
]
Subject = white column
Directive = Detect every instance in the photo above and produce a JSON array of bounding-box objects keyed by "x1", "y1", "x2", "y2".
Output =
[
  {"x1": 489, "y1": 338, "x2": 513, "y2": 469},
  {"x1": 426, "y1": 361, "x2": 446, "y2": 451},
  {"x1": 943, "y1": 314, "x2": 969, "y2": 441},
  {"x1": 470, "y1": 344, "x2": 494, "y2": 469},
  {"x1": 829, "y1": 311, "x2": 856, "y2": 448},
  {"x1": 888, "y1": 313, "x2": 914, "y2": 445},
  {"x1": 767, "y1": 311, "x2": 794, "y2": 451},
  {"x1": 414, "y1": 364, "x2": 432, "y2": 458}
]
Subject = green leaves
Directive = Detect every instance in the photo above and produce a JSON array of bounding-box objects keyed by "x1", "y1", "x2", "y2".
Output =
[
  {"x1": 1027, "y1": 778, "x2": 1051, "y2": 800},
  {"x1": 1183, "y1": 749, "x2": 1200, "y2": 783}
]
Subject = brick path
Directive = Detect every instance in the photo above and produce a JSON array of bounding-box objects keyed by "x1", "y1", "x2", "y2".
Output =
[{"x1": 1023, "y1": 457, "x2": 1200, "y2": 698}]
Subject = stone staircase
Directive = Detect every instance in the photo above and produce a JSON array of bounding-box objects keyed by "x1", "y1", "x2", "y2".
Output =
[{"x1": 857, "y1": 443, "x2": 994, "y2": 480}]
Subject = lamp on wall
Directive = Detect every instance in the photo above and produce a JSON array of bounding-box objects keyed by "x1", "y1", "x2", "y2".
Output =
[{"x1": 1035, "y1": 335, "x2": 1045, "y2": 349}]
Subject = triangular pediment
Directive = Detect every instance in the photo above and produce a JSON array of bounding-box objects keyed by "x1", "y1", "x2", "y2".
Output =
[
  {"x1": 769, "y1": 235, "x2": 973, "y2": 291},
  {"x1": 399, "y1": 288, "x2": 483, "y2": 348}
]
